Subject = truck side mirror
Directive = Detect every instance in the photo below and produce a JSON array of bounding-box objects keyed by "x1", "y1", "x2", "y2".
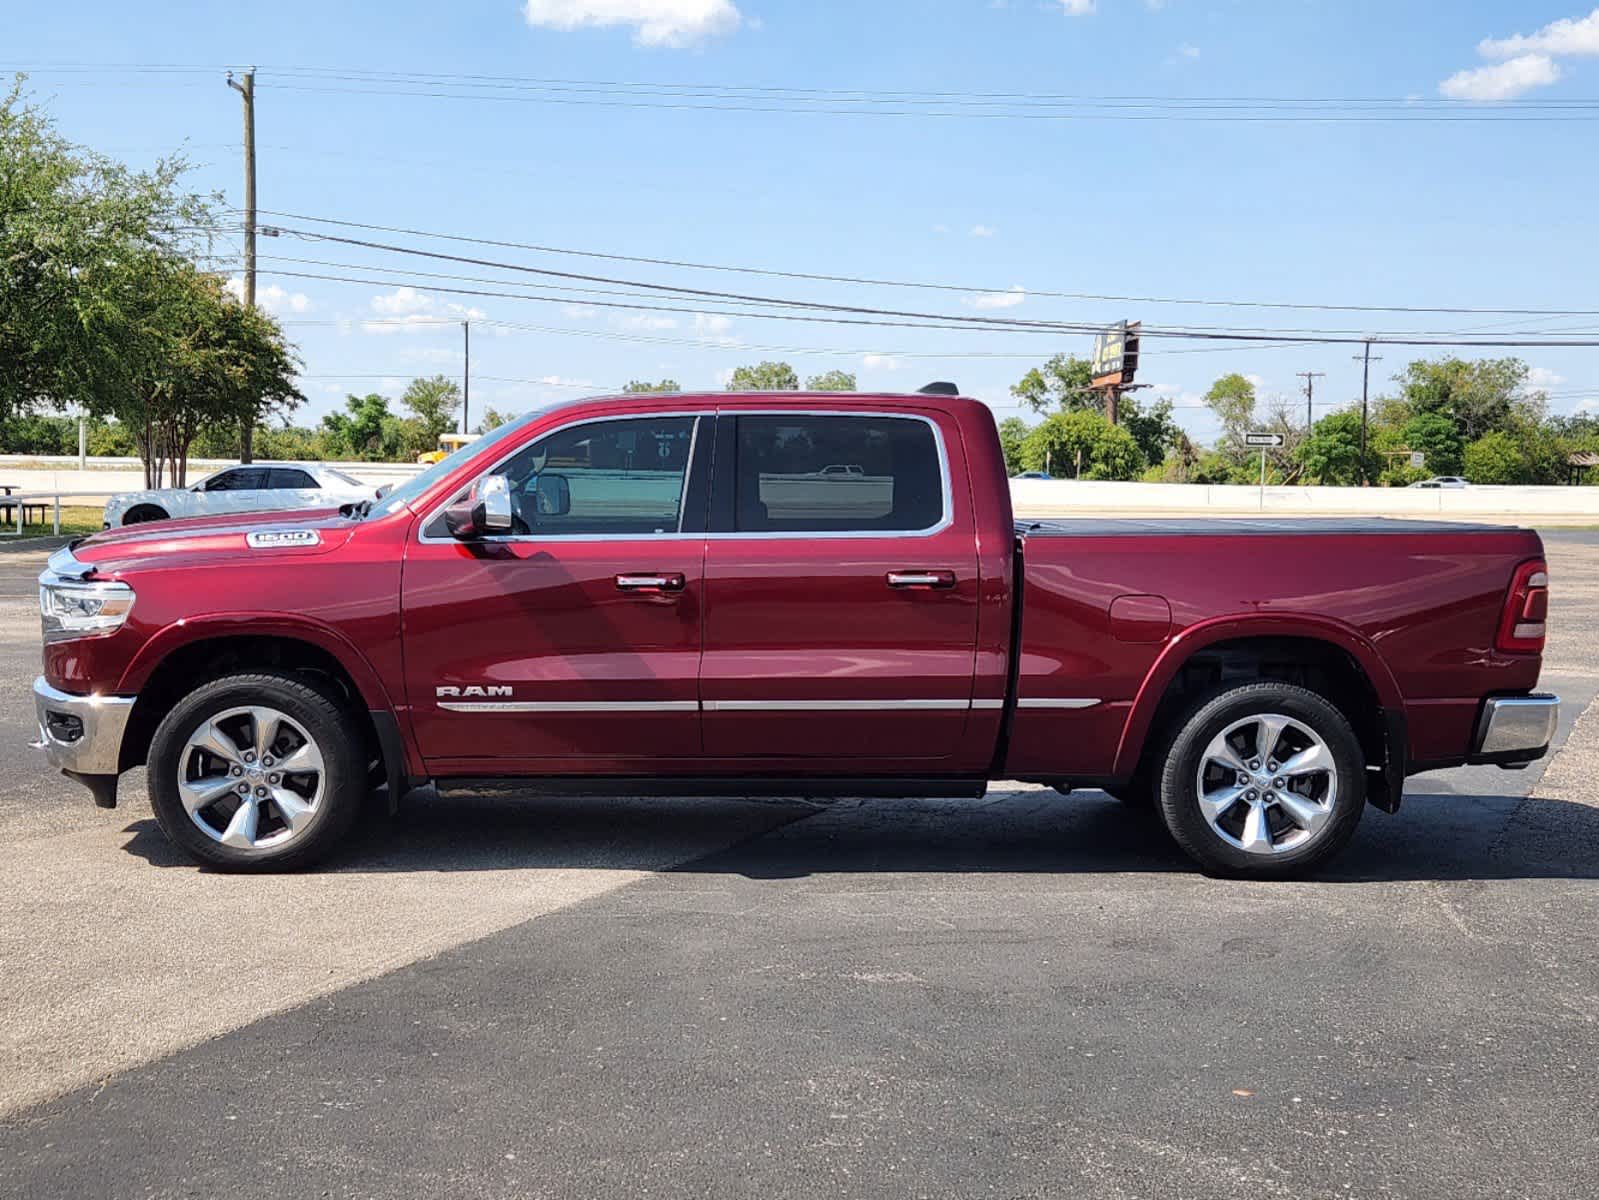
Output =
[
  {"x1": 531, "y1": 473, "x2": 571, "y2": 517},
  {"x1": 444, "y1": 475, "x2": 514, "y2": 540}
]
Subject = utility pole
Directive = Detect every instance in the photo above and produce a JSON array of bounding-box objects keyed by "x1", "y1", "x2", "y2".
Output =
[
  {"x1": 1354, "y1": 343, "x2": 1382, "y2": 486},
  {"x1": 227, "y1": 68, "x2": 257, "y2": 463},
  {"x1": 1296, "y1": 370, "x2": 1325, "y2": 431},
  {"x1": 461, "y1": 320, "x2": 471, "y2": 435}
]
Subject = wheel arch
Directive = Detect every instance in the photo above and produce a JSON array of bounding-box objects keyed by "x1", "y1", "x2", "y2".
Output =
[
  {"x1": 1115, "y1": 616, "x2": 1406, "y2": 811},
  {"x1": 117, "y1": 620, "x2": 412, "y2": 793}
]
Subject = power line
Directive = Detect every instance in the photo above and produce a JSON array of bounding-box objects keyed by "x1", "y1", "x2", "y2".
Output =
[
  {"x1": 10, "y1": 63, "x2": 1599, "y2": 108},
  {"x1": 253, "y1": 208, "x2": 1599, "y2": 320},
  {"x1": 256, "y1": 252, "x2": 1599, "y2": 349}
]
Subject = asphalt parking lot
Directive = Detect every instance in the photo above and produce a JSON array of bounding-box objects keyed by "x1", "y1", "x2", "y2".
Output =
[{"x1": 2, "y1": 535, "x2": 1597, "y2": 1199}]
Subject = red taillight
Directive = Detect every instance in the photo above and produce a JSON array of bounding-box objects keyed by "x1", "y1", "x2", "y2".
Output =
[{"x1": 1496, "y1": 559, "x2": 1548, "y2": 653}]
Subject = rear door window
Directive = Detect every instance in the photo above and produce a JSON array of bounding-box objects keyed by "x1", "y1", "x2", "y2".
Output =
[
  {"x1": 268, "y1": 468, "x2": 318, "y2": 489},
  {"x1": 731, "y1": 415, "x2": 944, "y2": 533}
]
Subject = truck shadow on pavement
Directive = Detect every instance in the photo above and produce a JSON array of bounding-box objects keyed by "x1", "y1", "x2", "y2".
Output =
[{"x1": 117, "y1": 785, "x2": 1599, "y2": 884}]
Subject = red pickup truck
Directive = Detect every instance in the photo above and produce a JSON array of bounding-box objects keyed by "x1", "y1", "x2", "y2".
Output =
[{"x1": 33, "y1": 388, "x2": 1558, "y2": 876}]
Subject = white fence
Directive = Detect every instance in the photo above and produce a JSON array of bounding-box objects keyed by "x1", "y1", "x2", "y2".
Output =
[{"x1": 1009, "y1": 479, "x2": 1599, "y2": 520}]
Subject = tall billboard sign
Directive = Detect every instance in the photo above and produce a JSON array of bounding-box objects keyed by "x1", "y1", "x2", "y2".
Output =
[{"x1": 1091, "y1": 321, "x2": 1140, "y2": 389}]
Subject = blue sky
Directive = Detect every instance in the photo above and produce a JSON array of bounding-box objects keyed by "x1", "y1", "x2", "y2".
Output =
[{"x1": 7, "y1": 1, "x2": 1599, "y2": 441}]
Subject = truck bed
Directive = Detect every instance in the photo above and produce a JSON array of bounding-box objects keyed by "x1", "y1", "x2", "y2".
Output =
[{"x1": 1016, "y1": 516, "x2": 1517, "y2": 538}]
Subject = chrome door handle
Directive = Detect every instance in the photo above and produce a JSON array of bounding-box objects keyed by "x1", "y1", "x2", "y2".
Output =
[
  {"x1": 615, "y1": 572, "x2": 686, "y2": 592},
  {"x1": 886, "y1": 570, "x2": 957, "y2": 589}
]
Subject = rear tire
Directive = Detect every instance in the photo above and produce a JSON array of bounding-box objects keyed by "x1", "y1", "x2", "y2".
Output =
[
  {"x1": 122, "y1": 504, "x2": 169, "y2": 525},
  {"x1": 1156, "y1": 681, "x2": 1366, "y2": 877},
  {"x1": 147, "y1": 671, "x2": 366, "y2": 871}
]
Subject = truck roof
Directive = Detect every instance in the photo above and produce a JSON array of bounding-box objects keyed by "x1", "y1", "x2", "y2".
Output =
[
  {"x1": 575, "y1": 390, "x2": 984, "y2": 409},
  {"x1": 1017, "y1": 517, "x2": 1527, "y2": 537}
]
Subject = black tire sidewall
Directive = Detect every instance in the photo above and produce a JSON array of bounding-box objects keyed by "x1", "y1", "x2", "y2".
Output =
[
  {"x1": 1157, "y1": 682, "x2": 1366, "y2": 876},
  {"x1": 148, "y1": 672, "x2": 364, "y2": 870}
]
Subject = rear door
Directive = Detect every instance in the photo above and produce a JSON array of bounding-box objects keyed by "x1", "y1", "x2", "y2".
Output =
[
  {"x1": 266, "y1": 466, "x2": 323, "y2": 511},
  {"x1": 403, "y1": 411, "x2": 712, "y2": 773},
  {"x1": 198, "y1": 467, "x2": 270, "y2": 515},
  {"x1": 699, "y1": 407, "x2": 981, "y2": 765}
]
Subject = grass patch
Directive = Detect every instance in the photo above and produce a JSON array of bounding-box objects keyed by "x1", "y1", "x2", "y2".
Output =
[{"x1": 0, "y1": 506, "x2": 103, "y2": 538}]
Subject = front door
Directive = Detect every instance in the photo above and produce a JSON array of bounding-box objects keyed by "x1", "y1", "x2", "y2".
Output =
[
  {"x1": 700, "y1": 409, "x2": 980, "y2": 765},
  {"x1": 404, "y1": 413, "x2": 710, "y2": 774}
]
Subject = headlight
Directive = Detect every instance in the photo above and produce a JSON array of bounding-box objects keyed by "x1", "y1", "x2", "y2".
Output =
[{"x1": 39, "y1": 580, "x2": 135, "y2": 641}]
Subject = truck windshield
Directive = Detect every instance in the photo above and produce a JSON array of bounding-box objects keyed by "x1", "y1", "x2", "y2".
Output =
[{"x1": 364, "y1": 409, "x2": 544, "y2": 520}]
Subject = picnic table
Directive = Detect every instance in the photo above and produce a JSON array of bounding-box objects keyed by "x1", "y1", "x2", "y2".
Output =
[{"x1": 0, "y1": 487, "x2": 49, "y2": 528}]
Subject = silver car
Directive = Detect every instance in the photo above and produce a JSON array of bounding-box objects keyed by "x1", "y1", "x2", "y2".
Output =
[{"x1": 103, "y1": 463, "x2": 378, "y2": 528}]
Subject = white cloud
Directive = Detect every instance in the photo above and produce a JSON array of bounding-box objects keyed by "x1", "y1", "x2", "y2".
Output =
[
  {"x1": 370, "y1": 286, "x2": 432, "y2": 316},
  {"x1": 362, "y1": 287, "x2": 484, "y2": 334},
  {"x1": 1245, "y1": 374, "x2": 1266, "y2": 390},
  {"x1": 522, "y1": 0, "x2": 741, "y2": 47},
  {"x1": 691, "y1": 312, "x2": 740, "y2": 345},
  {"x1": 1528, "y1": 366, "x2": 1566, "y2": 390},
  {"x1": 1440, "y1": 53, "x2": 1561, "y2": 100},
  {"x1": 862, "y1": 354, "x2": 904, "y2": 371},
  {"x1": 970, "y1": 224, "x2": 997, "y2": 238},
  {"x1": 1480, "y1": 8, "x2": 1599, "y2": 59},
  {"x1": 401, "y1": 346, "x2": 460, "y2": 364},
  {"x1": 932, "y1": 223, "x2": 950, "y2": 234},
  {"x1": 1177, "y1": 43, "x2": 1200, "y2": 59},
  {"x1": 966, "y1": 285, "x2": 1026, "y2": 310},
  {"x1": 617, "y1": 313, "x2": 678, "y2": 331},
  {"x1": 225, "y1": 277, "x2": 310, "y2": 314},
  {"x1": 1057, "y1": 0, "x2": 1095, "y2": 14},
  {"x1": 537, "y1": 374, "x2": 598, "y2": 389},
  {"x1": 562, "y1": 304, "x2": 599, "y2": 319}
]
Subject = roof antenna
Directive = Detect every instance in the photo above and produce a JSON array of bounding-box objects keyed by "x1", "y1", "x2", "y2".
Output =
[{"x1": 916, "y1": 381, "x2": 960, "y2": 396}]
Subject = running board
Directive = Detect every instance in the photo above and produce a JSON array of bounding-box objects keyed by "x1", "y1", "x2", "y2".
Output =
[{"x1": 435, "y1": 776, "x2": 989, "y2": 800}]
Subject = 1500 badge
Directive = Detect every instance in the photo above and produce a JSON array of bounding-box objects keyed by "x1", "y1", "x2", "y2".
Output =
[{"x1": 436, "y1": 686, "x2": 513, "y2": 698}]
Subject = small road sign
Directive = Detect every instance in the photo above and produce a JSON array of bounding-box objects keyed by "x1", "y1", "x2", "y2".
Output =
[
  {"x1": 1244, "y1": 432, "x2": 1285, "y2": 448},
  {"x1": 1410, "y1": 451, "x2": 1426, "y2": 468}
]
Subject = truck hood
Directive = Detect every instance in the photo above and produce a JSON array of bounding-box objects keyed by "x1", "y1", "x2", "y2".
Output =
[{"x1": 70, "y1": 508, "x2": 356, "y2": 576}]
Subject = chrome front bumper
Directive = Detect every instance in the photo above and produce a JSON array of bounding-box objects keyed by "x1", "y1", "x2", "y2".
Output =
[
  {"x1": 32, "y1": 676, "x2": 135, "y2": 777},
  {"x1": 1472, "y1": 693, "x2": 1559, "y2": 765}
]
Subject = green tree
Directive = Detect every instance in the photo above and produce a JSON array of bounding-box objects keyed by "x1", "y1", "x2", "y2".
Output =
[
  {"x1": 322, "y1": 393, "x2": 404, "y2": 461},
  {"x1": 1020, "y1": 410, "x2": 1143, "y2": 481},
  {"x1": 1010, "y1": 354, "x2": 1095, "y2": 416},
  {"x1": 1120, "y1": 397, "x2": 1180, "y2": 467},
  {"x1": 1204, "y1": 373, "x2": 1258, "y2": 454},
  {"x1": 1463, "y1": 431, "x2": 1525, "y2": 484},
  {"x1": 729, "y1": 362, "x2": 800, "y2": 391},
  {"x1": 997, "y1": 416, "x2": 1031, "y2": 475},
  {"x1": 401, "y1": 375, "x2": 461, "y2": 441},
  {"x1": 0, "y1": 78, "x2": 216, "y2": 428},
  {"x1": 1295, "y1": 410, "x2": 1381, "y2": 486},
  {"x1": 804, "y1": 370, "x2": 857, "y2": 391},
  {"x1": 477, "y1": 406, "x2": 512, "y2": 433},
  {"x1": 1400, "y1": 410, "x2": 1464, "y2": 476},
  {"x1": 622, "y1": 379, "x2": 680, "y2": 394},
  {"x1": 1396, "y1": 357, "x2": 1542, "y2": 443},
  {"x1": 92, "y1": 263, "x2": 302, "y2": 485}
]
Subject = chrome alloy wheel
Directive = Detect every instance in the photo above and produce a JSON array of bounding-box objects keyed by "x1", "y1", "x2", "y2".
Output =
[
  {"x1": 178, "y1": 705, "x2": 326, "y2": 851},
  {"x1": 1194, "y1": 713, "x2": 1338, "y2": 856}
]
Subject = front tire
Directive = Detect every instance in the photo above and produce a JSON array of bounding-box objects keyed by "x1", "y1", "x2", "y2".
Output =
[
  {"x1": 147, "y1": 671, "x2": 366, "y2": 870},
  {"x1": 122, "y1": 504, "x2": 169, "y2": 525},
  {"x1": 1156, "y1": 682, "x2": 1366, "y2": 877}
]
